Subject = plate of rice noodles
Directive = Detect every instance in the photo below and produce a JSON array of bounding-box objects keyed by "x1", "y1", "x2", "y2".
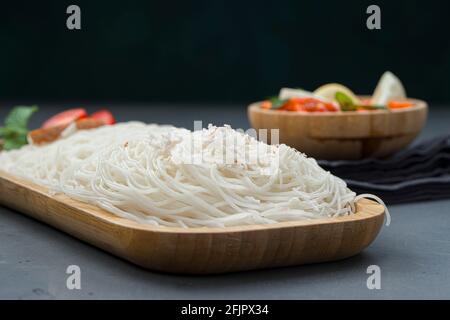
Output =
[{"x1": 0, "y1": 113, "x2": 389, "y2": 274}]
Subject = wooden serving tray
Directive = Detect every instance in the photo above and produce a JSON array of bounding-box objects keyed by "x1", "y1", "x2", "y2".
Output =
[{"x1": 0, "y1": 170, "x2": 385, "y2": 274}]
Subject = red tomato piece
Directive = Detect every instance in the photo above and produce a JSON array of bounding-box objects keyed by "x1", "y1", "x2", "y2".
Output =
[
  {"x1": 260, "y1": 100, "x2": 272, "y2": 109},
  {"x1": 324, "y1": 102, "x2": 339, "y2": 112},
  {"x1": 315, "y1": 104, "x2": 327, "y2": 112},
  {"x1": 279, "y1": 100, "x2": 301, "y2": 111},
  {"x1": 91, "y1": 110, "x2": 116, "y2": 125},
  {"x1": 388, "y1": 101, "x2": 413, "y2": 109},
  {"x1": 42, "y1": 108, "x2": 88, "y2": 129},
  {"x1": 276, "y1": 97, "x2": 339, "y2": 112}
]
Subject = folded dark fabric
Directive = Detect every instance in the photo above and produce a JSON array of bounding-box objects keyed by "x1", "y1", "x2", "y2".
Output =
[{"x1": 318, "y1": 135, "x2": 450, "y2": 204}]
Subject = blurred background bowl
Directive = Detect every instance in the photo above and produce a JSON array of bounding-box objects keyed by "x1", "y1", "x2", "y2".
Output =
[{"x1": 248, "y1": 98, "x2": 428, "y2": 160}]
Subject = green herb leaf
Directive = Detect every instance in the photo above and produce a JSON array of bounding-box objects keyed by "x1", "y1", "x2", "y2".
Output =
[
  {"x1": 5, "y1": 105, "x2": 38, "y2": 128},
  {"x1": 1, "y1": 105, "x2": 38, "y2": 151},
  {"x1": 268, "y1": 96, "x2": 287, "y2": 109},
  {"x1": 335, "y1": 92, "x2": 357, "y2": 111},
  {"x1": 3, "y1": 131, "x2": 28, "y2": 150},
  {"x1": 0, "y1": 126, "x2": 28, "y2": 136}
]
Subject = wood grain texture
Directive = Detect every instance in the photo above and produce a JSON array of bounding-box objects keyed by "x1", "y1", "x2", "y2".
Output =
[
  {"x1": 248, "y1": 98, "x2": 428, "y2": 160},
  {"x1": 0, "y1": 170, "x2": 385, "y2": 274}
]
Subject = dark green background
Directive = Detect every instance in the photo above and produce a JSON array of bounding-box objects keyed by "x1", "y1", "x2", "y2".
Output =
[{"x1": 0, "y1": 0, "x2": 449, "y2": 104}]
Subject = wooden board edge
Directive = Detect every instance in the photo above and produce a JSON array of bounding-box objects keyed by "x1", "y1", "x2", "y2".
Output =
[{"x1": 0, "y1": 170, "x2": 386, "y2": 274}]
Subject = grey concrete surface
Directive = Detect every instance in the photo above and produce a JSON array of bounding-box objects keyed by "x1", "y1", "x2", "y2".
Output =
[{"x1": 0, "y1": 103, "x2": 449, "y2": 299}]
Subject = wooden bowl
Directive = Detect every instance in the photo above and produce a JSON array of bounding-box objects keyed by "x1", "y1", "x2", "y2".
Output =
[
  {"x1": 248, "y1": 98, "x2": 428, "y2": 160},
  {"x1": 0, "y1": 170, "x2": 385, "y2": 274}
]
